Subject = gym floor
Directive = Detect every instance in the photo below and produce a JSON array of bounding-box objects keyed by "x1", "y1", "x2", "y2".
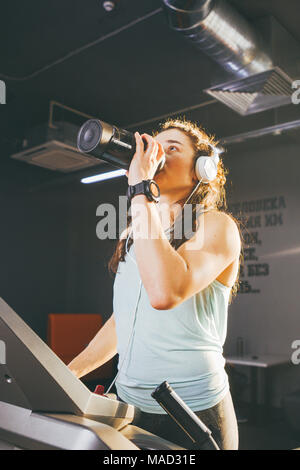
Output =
[{"x1": 236, "y1": 404, "x2": 300, "y2": 450}]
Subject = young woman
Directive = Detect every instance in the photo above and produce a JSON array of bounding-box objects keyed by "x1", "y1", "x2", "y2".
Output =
[{"x1": 69, "y1": 119, "x2": 241, "y2": 450}]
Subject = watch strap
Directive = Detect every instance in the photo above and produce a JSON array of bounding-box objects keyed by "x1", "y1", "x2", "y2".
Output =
[{"x1": 127, "y1": 180, "x2": 159, "y2": 204}]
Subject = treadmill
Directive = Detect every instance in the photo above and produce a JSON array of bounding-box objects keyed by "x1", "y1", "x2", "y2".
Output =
[{"x1": 0, "y1": 298, "x2": 183, "y2": 450}]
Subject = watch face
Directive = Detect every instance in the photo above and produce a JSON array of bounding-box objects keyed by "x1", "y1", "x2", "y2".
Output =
[{"x1": 149, "y1": 181, "x2": 160, "y2": 198}]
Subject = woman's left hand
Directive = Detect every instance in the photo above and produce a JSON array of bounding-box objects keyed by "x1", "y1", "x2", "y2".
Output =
[{"x1": 126, "y1": 132, "x2": 165, "y2": 186}]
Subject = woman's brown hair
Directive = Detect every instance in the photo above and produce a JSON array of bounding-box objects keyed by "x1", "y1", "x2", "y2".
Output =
[{"x1": 108, "y1": 117, "x2": 243, "y2": 300}]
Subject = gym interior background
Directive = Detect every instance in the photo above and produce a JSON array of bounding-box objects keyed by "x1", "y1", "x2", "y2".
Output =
[{"x1": 1, "y1": 0, "x2": 300, "y2": 450}]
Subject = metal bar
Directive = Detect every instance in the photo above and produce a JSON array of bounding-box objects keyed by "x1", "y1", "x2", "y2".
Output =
[
  {"x1": 48, "y1": 100, "x2": 96, "y2": 129},
  {"x1": 221, "y1": 118, "x2": 300, "y2": 144}
]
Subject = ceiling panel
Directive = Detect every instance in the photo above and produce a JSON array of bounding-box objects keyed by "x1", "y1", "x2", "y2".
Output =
[{"x1": 0, "y1": 0, "x2": 300, "y2": 190}]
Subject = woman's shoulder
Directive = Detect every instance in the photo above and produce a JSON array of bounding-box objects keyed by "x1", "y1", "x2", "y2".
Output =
[
  {"x1": 199, "y1": 209, "x2": 241, "y2": 255},
  {"x1": 203, "y1": 209, "x2": 240, "y2": 232}
]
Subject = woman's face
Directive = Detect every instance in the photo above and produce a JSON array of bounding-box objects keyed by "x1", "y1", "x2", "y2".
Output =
[{"x1": 154, "y1": 128, "x2": 197, "y2": 194}]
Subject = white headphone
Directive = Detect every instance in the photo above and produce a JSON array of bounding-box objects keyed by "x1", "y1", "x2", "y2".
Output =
[{"x1": 195, "y1": 143, "x2": 220, "y2": 183}]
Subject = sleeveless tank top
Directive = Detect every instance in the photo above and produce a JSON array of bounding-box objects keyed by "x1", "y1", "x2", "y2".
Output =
[{"x1": 113, "y1": 234, "x2": 231, "y2": 414}]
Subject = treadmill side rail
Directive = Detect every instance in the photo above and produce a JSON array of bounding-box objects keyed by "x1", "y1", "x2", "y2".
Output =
[
  {"x1": 0, "y1": 297, "x2": 135, "y2": 422},
  {"x1": 0, "y1": 401, "x2": 138, "y2": 450}
]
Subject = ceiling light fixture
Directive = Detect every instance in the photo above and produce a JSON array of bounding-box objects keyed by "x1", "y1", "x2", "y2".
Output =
[
  {"x1": 102, "y1": 1, "x2": 116, "y2": 12},
  {"x1": 81, "y1": 168, "x2": 126, "y2": 184}
]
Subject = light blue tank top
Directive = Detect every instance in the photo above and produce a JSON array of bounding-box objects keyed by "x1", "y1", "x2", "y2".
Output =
[{"x1": 113, "y1": 241, "x2": 231, "y2": 414}]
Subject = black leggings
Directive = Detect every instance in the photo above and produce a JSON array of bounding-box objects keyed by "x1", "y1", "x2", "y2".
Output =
[{"x1": 119, "y1": 391, "x2": 239, "y2": 450}]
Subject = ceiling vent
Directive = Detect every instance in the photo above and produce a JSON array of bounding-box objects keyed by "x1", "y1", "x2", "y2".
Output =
[
  {"x1": 11, "y1": 140, "x2": 101, "y2": 172},
  {"x1": 10, "y1": 121, "x2": 103, "y2": 172},
  {"x1": 205, "y1": 66, "x2": 293, "y2": 116},
  {"x1": 163, "y1": 0, "x2": 299, "y2": 115}
]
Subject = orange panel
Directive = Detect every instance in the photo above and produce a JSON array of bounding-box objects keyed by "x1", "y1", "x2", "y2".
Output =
[{"x1": 47, "y1": 314, "x2": 115, "y2": 380}]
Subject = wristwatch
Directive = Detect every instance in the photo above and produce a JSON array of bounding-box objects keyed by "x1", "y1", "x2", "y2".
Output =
[{"x1": 127, "y1": 179, "x2": 160, "y2": 204}]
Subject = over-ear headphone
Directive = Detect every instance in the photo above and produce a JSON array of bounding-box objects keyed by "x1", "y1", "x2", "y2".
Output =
[{"x1": 195, "y1": 143, "x2": 220, "y2": 183}]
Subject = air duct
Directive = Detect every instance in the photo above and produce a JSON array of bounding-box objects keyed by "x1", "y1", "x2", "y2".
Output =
[{"x1": 162, "y1": 0, "x2": 295, "y2": 115}]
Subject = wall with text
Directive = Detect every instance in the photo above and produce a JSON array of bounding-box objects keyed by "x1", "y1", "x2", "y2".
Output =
[{"x1": 224, "y1": 141, "x2": 300, "y2": 406}]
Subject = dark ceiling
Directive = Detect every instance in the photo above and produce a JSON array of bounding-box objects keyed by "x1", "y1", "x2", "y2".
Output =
[{"x1": 1, "y1": 0, "x2": 300, "y2": 192}]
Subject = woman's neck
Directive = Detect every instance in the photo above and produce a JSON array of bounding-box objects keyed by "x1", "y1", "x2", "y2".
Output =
[{"x1": 158, "y1": 189, "x2": 190, "y2": 229}]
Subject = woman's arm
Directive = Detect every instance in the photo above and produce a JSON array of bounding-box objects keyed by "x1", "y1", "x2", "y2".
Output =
[
  {"x1": 132, "y1": 198, "x2": 240, "y2": 310},
  {"x1": 68, "y1": 313, "x2": 117, "y2": 379}
]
